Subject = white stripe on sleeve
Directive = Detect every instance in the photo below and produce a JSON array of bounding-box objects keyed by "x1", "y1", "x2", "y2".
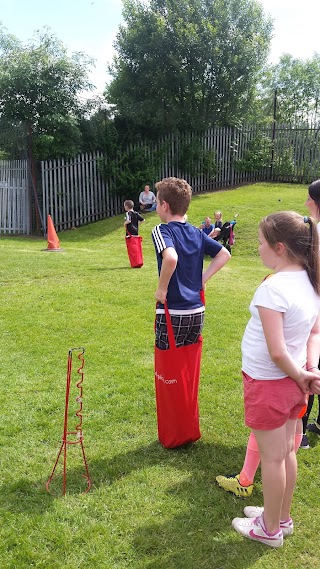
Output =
[{"x1": 152, "y1": 225, "x2": 166, "y2": 253}]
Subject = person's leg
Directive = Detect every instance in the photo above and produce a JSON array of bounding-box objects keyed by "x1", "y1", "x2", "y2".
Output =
[
  {"x1": 254, "y1": 421, "x2": 296, "y2": 534},
  {"x1": 239, "y1": 431, "x2": 260, "y2": 485},
  {"x1": 215, "y1": 432, "x2": 257, "y2": 497},
  {"x1": 294, "y1": 417, "x2": 303, "y2": 450},
  {"x1": 303, "y1": 358, "x2": 320, "y2": 437},
  {"x1": 302, "y1": 394, "x2": 314, "y2": 433},
  {"x1": 216, "y1": 418, "x2": 303, "y2": 497},
  {"x1": 155, "y1": 313, "x2": 169, "y2": 350},
  {"x1": 316, "y1": 394, "x2": 320, "y2": 425},
  {"x1": 232, "y1": 423, "x2": 291, "y2": 548},
  {"x1": 242, "y1": 420, "x2": 301, "y2": 475},
  {"x1": 280, "y1": 419, "x2": 298, "y2": 522},
  {"x1": 307, "y1": 394, "x2": 320, "y2": 434}
]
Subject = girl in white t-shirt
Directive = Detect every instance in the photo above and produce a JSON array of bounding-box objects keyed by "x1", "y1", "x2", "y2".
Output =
[
  {"x1": 229, "y1": 212, "x2": 320, "y2": 547},
  {"x1": 217, "y1": 184, "x2": 320, "y2": 495}
]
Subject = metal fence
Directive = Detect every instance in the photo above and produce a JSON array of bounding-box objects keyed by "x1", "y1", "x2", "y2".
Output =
[
  {"x1": 39, "y1": 126, "x2": 273, "y2": 233},
  {"x1": 1, "y1": 124, "x2": 320, "y2": 235},
  {"x1": 41, "y1": 152, "x2": 122, "y2": 233},
  {"x1": 0, "y1": 160, "x2": 30, "y2": 234}
]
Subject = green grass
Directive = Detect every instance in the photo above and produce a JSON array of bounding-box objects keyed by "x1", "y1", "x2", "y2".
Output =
[{"x1": 0, "y1": 182, "x2": 319, "y2": 569}]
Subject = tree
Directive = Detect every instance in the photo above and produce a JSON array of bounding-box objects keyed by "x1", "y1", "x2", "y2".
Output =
[
  {"x1": 106, "y1": 0, "x2": 273, "y2": 135},
  {"x1": 0, "y1": 24, "x2": 95, "y2": 159},
  {"x1": 257, "y1": 54, "x2": 320, "y2": 126}
]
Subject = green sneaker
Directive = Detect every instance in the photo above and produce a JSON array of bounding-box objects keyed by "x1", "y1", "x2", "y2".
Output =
[{"x1": 215, "y1": 473, "x2": 254, "y2": 498}]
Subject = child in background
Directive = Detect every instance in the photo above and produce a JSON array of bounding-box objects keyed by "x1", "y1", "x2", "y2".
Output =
[
  {"x1": 301, "y1": 179, "x2": 320, "y2": 447},
  {"x1": 152, "y1": 177, "x2": 230, "y2": 349},
  {"x1": 124, "y1": 200, "x2": 144, "y2": 236},
  {"x1": 199, "y1": 216, "x2": 214, "y2": 235},
  {"x1": 214, "y1": 211, "x2": 223, "y2": 229},
  {"x1": 207, "y1": 211, "x2": 223, "y2": 239},
  {"x1": 230, "y1": 211, "x2": 320, "y2": 548}
]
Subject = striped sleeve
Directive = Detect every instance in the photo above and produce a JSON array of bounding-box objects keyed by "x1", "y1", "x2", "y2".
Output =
[{"x1": 152, "y1": 224, "x2": 171, "y2": 253}]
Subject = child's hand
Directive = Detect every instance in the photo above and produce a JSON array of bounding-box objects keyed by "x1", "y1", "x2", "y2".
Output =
[
  {"x1": 155, "y1": 287, "x2": 167, "y2": 304},
  {"x1": 308, "y1": 369, "x2": 320, "y2": 393},
  {"x1": 298, "y1": 369, "x2": 320, "y2": 393},
  {"x1": 311, "y1": 378, "x2": 320, "y2": 394}
]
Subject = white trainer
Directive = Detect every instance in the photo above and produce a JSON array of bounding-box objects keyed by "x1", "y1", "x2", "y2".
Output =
[
  {"x1": 232, "y1": 515, "x2": 283, "y2": 548},
  {"x1": 244, "y1": 505, "x2": 264, "y2": 518},
  {"x1": 243, "y1": 506, "x2": 293, "y2": 536}
]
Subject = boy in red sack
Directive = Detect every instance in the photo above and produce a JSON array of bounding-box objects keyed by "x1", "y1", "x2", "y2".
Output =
[{"x1": 151, "y1": 177, "x2": 231, "y2": 349}]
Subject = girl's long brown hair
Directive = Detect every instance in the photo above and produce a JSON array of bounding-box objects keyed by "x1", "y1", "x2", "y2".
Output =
[{"x1": 260, "y1": 211, "x2": 320, "y2": 295}]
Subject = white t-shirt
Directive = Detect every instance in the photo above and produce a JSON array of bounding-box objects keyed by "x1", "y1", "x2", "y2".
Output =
[
  {"x1": 242, "y1": 271, "x2": 320, "y2": 379},
  {"x1": 139, "y1": 190, "x2": 156, "y2": 205}
]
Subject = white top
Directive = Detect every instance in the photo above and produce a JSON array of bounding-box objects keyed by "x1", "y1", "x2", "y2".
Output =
[
  {"x1": 139, "y1": 190, "x2": 156, "y2": 204},
  {"x1": 242, "y1": 271, "x2": 320, "y2": 379}
]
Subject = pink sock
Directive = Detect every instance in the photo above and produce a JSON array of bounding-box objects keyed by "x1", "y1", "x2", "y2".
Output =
[{"x1": 239, "y1": 432, "x2": 260, "y2": 485}]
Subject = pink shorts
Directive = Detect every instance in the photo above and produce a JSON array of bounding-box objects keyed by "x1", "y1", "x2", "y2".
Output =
[{"x1": 242, "y1": 371, "x2": 307, "y2": 430}]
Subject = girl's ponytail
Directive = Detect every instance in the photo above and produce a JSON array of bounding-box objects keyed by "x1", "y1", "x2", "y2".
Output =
[
  {"x1": 304, "y1": 215, "x2": 320, "y2": 294},
  {"x1": 260, "y1": 211, "x2": 320, "y2": 295}
]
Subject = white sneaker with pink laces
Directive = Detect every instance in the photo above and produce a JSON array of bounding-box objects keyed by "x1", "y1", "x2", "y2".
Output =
[
  {"x1": 243, "y1": 506, "x2": 294, "y2": 536},
  {"x1": 232, "y1": 515, "x2": 283, "y2": 547}
]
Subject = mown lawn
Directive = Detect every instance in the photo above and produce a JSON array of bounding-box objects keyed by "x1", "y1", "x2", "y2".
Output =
[{"x1": 0, "y1": 182, "x2": 319, "y2": 569}]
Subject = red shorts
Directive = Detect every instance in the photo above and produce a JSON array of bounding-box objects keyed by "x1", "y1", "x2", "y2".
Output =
[{"x1": 243, "y1": 371, "x2": 307, "y2": 430}]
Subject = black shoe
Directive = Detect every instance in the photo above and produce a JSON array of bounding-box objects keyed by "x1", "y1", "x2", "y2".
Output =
[
  {"x1": 299, "y1": 434, "x2": 310, "y2": 449},
  {"x1": 306, "y1": 422, "x2": 320, "y2": 435}
]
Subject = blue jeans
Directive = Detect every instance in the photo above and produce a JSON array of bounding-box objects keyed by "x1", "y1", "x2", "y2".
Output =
[{"x1": 142, "y1": 203, "x2": 156, "y2": 212}]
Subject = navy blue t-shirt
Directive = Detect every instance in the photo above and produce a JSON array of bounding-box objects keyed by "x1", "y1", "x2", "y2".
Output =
[
  {"x1": 202, "y1": 224, "x2": 214, "y2": 235},
  {"x1": 152, "y1": 221, "x2": 223, "y2": 311}
]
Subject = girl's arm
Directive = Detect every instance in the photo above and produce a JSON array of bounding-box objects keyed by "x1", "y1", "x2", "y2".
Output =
[
  {"x1": 202, "y1": 247, "x2": 230, "y2": 285},
  {"x1": 306, "y1": 313, "x2": 320, "y2": 369},
  {"x1": 155, "y1": 247, "x2": 178, "y2": 304},
  {"x1": 258, "y1": 306, "x2": 320, "y2": 393},
  {"x1": 306, "y1": 314, "x2": 320, "y2": 394}
]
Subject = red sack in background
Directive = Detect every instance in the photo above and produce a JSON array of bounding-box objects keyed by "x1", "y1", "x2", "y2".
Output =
[
  {"x1": 125, "y1": 234, "x2": 143, "y2": 268},
  {"x1": 154, "y1": 301, "x2": 202, "y2": 448}
]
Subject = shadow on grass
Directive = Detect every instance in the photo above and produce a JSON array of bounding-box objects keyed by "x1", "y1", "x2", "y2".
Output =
[
  {"x1": 0, "y1": 439, "x2": 265, "y2": 567},
  {"x1": 92, "y1": 440, "x2": 264, "y2": 568},
  {"x1": 91, "y1": 439, "x2": 265, "y2": 568},
  {"x1": 0, "y1": 478, "x2": 54, "y2": 514},
  {"x1": 58, "y1": 217, "x2": 123, "y2": 243}
]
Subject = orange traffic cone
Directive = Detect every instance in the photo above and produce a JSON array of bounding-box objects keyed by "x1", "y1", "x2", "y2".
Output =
[{"x1": 44, "y1": 215, "x2": 63, "y2": 252}]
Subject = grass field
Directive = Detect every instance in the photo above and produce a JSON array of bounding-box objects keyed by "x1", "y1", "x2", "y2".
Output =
[{"x1": 0, "y1": 182, "x2": 319, "y2": 569}]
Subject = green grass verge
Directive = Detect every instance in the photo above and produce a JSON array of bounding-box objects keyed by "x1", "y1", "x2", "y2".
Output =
[{"x1": 0, "y1": 182, "x2": 319, "y2": 569}]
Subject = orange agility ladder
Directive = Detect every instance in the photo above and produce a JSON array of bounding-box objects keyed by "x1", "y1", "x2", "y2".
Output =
[{"x1": 46, "y1": 348, "x2": 91, "y2": 495}]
